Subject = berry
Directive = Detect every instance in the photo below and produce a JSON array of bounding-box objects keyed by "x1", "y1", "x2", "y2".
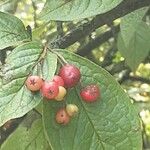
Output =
[
  {"x1": 55, "y1": 108, "x2": 70, "y2": 125},
  {"x1": 41, "y1": 81, "x2": 59, "y2": 100},
  {"x1": 25, "y1": 75, "x2": 43, "y2": 92},
  {"x1": 55, "y1": 86, "x2": 67, "y2": 101},
  {"x1": 52, "y1": 75, "x2": 64, "y2": 87},
  {"x1": 66, "y1": 104, "x2": 79, "y2": 117},
  {"x1": 59, "y1": 64, "x2": 81, "y2": 88},
  {"x1": 80, "y1": 85, "x2": 100, "y2": 102}
]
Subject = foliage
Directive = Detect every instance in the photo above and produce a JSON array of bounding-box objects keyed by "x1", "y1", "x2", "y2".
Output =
[{"x1": 0, "y1": 0, "x2": 150, "y2": 149}]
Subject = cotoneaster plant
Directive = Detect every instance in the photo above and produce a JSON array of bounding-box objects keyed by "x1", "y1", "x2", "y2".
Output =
[{"x1": 24, "y1": 53, "x2": 101, "y2": 126}]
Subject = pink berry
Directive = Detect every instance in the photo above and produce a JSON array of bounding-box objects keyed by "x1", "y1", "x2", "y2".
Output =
[
  {"x1": 59, "y1": 64, "x2": 81, "y2": 88},
  {"x1": 41, "y1": 81, "x2": 59, "y2": 100},
  {"x1": 52, "y1": 75, "x2": 64, "y2": 87},
  {"x1": 25, "y1": 76, "x2": 43, "y2": 92},
  {"x1": 55, "y1": 108, "x2": 70, "y2": 125},
  {"x1": 80, "y1": 85, "x2": 100, "y2": 102}
]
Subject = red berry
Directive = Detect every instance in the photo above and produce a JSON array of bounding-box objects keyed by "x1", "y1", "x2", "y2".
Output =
[
  {"x1": 59, "y1": 64, "x2": 81, "y2": 88},
  {"x1": 25, "y1": 76, "x2": 43, "y2": 92},
  {"x1": 41, "y1": 81, "x2": 59, "y2": 99},
  {"x1": 55, "y1": 108, "x2": 70, "y2": 125},
  {"x1": 52, "y1": 75, "x2": 64, "y2": 87},
  {"x1": 80, "y1": 85, "x2": 100, "y2": 102}
]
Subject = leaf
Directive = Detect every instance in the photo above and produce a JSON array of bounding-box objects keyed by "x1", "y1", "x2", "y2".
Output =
[
  {"x1": 0, "y1": 11, "x2": 31, "y2": 49},
  {"x1": 39, "y1": 0, "x2": 123, "y2": 22},
  {"x1": 0, "y1": 0, "x2": 10, "y2": 6},
  {"x1": 0, "y1": 43, "x2": 58, "y2": 127},
  {"x1": 43, "y1": 50, "x2": 142, "y2": 150},
  {"x1": 118, "y1": 23, "x2": 150, "y2": 71},
  {"x1": 42, "y1": 51, "x2": 57, "y2": 80},
  {"x1": 0, "y1": 42, "x2": 43, "y2": 127},
  {"x1": 0, "y1": 112, "x2": 51, "y2": 150},
  {"x1": 120, "y1": 7, "x2": 148, "y2": 47},
  {"x1": 32, "y1": 24, "x2": 47, "y2": 40}
]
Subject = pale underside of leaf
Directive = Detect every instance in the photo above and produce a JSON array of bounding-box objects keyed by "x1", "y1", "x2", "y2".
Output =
[
  {"x1": 43, "y1": 50, "x2": 142, "y2": 150},
  {"x1": 40, "y1": 0, "x2": 123, "y2": 21},
  {"x1": 42, "y1": 51, "x2": 58, "y2": 80},
  {"x1": 0, "y1": 42, "x2": 43, "y2": 127},
  {"x1": 0, "y1": 11, "x2": 31, "y2": 49}
]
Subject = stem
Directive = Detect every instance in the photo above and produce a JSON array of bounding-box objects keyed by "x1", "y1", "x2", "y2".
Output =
[{"x1": 49, "y1": 48, "x2": 68, "y2": 64}]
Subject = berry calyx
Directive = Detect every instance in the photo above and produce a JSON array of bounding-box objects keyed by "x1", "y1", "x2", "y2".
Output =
[
  {"x1": 55, "y1": 86, "x2": 67, "y2": 101},
  {"x1": 66, "y1": 104, "x2": 79, "y2": 117},
  {"x1": 80, "y1": 85, "x2": 100, "y2": 102},
  {"x1": 55, "y1": 108, "x2": 70, "y2": 125},
  {"x1": 59, "y1": 64, "x2": 81, "y2": 88},
  {"x1": 25, "y1": 75, "x2": 43, "y2": 92},
  {"x1": 41, "y1": 81, "x2": 59, "y2": 100},
  {"x1": 52, "y1": 75, "x2": 64, "y2": 87}
]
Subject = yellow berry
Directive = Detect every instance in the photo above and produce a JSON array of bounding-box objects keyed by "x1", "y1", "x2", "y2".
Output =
[
  {"x1": 66, "y1": 104, "x2": 79, "y2": 117},
  {"x1": 55, "y1": 86, "x2": 67, "y2": 101}
]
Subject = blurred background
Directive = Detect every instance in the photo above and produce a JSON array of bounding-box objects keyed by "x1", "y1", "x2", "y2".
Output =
[{"x1": 0, "y1": 0, "x2": 150, "y2": 149}]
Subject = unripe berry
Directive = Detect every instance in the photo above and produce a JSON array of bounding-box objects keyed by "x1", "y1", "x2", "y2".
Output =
[
  {"x1": 55, "y1": 86, "x2": 67, "y2": 101},
  {"x1": 59, "y1": 64, "x2": 81, "y2": 88},
  {"x1": 25, "y1": 75, "x2": 43, "y2": 92},
  {"x1": 66, "y1": 104, "x2": 79, "y2": 117},
  {"x1": 55, "y1": 108, "x2": 70, "y2": 125},
  {"x1": 52, "y1": 75, "x2": 64, "y2": 87},
  {"x1": 41, "y1": 81, "x2": 59, "y2": 100},
  {"x1": 80, "y1": 85, "x2": 100, "y2": 102}
]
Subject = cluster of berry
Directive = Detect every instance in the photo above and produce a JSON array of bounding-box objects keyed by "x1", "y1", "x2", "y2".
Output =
[{"x1": 25, "y1": 64, "x2": 100, "y2": 125}]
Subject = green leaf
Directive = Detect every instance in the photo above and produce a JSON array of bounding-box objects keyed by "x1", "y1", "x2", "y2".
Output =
[
  {"x1": 0, "y1": 43, "x2": 58, "y2": 127},
  {"x1": 39, "y1": 0, "x2": 123, "y2": 22},
  {"x1": 1, "y1": 112, "x2": 51, "y2": 150},
  {"x1": 32, "y1": 24, "x2": 47, "y2": 40},
  {"x1": 0, "y1": 11, "x2": 31, "y2": 49},
  {"x1": 0, "y1": 42, "x2": 43, "y2": 127},
  {"x1": 43, "y1": 50, "x2": 142, "y2": 150},
  {"x1": 118, "y1": 23, "x2": 150, "y2": 71},
  {"x1": 120, "y1": 7, "x2": 148, "y2": 47},
  {"x1": 0, "y1": 0, "x2": 10, "y2": 6},
  {"x1": 42, "y1": 51, "x2": 57, "y2": 80}
]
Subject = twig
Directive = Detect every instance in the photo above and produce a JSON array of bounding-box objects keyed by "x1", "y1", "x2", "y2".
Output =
[
  {"x1": 0, "y1": 116, "x2": 25, "y2": 145},
  {"x1": 31, "y1": 0, "x2": 38, "y2": 28},
  {"x1": 76, "y1": 25, "x2": 120, "y2": 56},
  {"x1": 108, "y1": 61, "x2": 128, "y2": 75},
  {"x1": 50, "y1": 0, "x2": 150, "y2": 49},
  {"x1": 56, "y1": 21, "x2": 64, "y2": 37},
  {"x1": 126, "y1": 76, "x2": 150, "y2": 84}
]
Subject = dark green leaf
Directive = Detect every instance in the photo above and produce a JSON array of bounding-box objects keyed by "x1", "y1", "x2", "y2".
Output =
[
  {"x1": 118, "y1": 23, "x2": 150, "y2": 71},
  {"x1": 0, "y1": 11, "x2": 31, "y2": 49},
  {"x1": 40, "y1": 0, "x2": 123, "y2": 22},
  {"x1": 120, "y1": 7, "x2": 148, "y2": 47},
  {"x1": 1, "y1": 112, "x2": 51, "y2": 150},
  {"x1": 43, "y1": 50, "x2": 142, "y2": 150}
]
